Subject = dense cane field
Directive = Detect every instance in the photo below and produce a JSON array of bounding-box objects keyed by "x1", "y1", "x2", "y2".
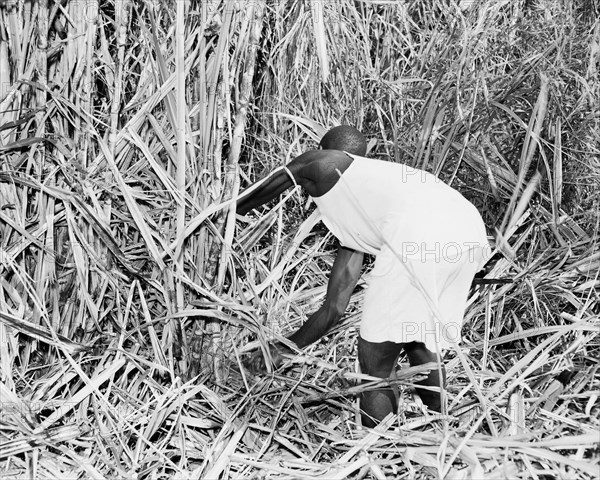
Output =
[{"x1": 1, "y1": 0, "x2": 599, "y2": 478}]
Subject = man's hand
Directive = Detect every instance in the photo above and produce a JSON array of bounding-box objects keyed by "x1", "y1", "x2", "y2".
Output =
[
  {"x1": 243, "y1": 342, "x2": 292, "y2": 375},
  {"x1": 288, "y1": 246, "x2": 363, "y2": 348}
]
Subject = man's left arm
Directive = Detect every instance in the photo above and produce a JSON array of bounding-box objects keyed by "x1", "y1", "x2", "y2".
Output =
[
  {"x1": 288, "y1": 245, "x2": 364, "y2": 348},
  {"x1": 244, "y1": 245, "x2": 364, "y2": 374}
]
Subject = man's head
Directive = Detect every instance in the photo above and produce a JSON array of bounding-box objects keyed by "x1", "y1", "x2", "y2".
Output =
[{"x1": 319, "y1": 125, "x2": 367, "y2": 156}]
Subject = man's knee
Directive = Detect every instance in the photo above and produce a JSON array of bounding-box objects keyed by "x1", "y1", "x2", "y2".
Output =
[
  {"x1": 358, "y1": 336, "x2": 402, "y2": 377},
  {"x1": 403, "y1": 341, "x2": 439, "y2": 366}
]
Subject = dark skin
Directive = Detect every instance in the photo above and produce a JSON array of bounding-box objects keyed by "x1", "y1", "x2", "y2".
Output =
[
  {"x1": 236, "y1": 150, "x2": 354, "y2": 212},
  {"x1": 237, "y1": 150, "x2": 445, "y2": 426},
  {"x1": 238, "y1": 150, "x2": 363, "y2": 360}
]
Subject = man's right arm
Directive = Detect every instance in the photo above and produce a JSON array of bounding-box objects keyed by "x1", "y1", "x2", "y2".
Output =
[
  {"x1": 236, "y1": 150, "x2": 350, "y2": 213},
  {"x1": 236, "y1": 168, "x2": 293, "y2": 215},
  {"x1": 236, "y1": 151, "x2": 321, "y2": 215}
]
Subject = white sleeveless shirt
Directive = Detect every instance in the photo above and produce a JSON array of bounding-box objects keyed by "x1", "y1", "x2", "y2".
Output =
[{"x1": 310, "y1": 154, "x2": 490, "y2": 262}]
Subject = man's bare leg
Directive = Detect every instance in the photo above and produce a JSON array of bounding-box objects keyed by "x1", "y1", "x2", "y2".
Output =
[
  {"x1": 357, "y1": 337, "x2": 403, "y2": 428},
  {"x1": 403, "y1": 341, "x2": 446, "y2": 412}
]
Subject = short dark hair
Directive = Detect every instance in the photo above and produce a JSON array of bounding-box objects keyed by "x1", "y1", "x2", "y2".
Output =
[{"x1": 319, "y1": 125, "x2": 367, "y2": 156}]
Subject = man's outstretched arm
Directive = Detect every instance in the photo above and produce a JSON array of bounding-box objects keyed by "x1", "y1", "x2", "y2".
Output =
[
  {"x1": 288, "y1": 245, "x2": 364, "y2": 348},
  {"x1": 236, "y1": 167, "x2": 293, "y2": 215},
  {"x1": 236, "y1": 150, "x2": 340, "y2": 214}
]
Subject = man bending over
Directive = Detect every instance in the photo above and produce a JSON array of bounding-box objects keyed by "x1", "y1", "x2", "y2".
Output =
[{"x1": 236, "y1": 126, "x2": 490, "y2": 427}]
